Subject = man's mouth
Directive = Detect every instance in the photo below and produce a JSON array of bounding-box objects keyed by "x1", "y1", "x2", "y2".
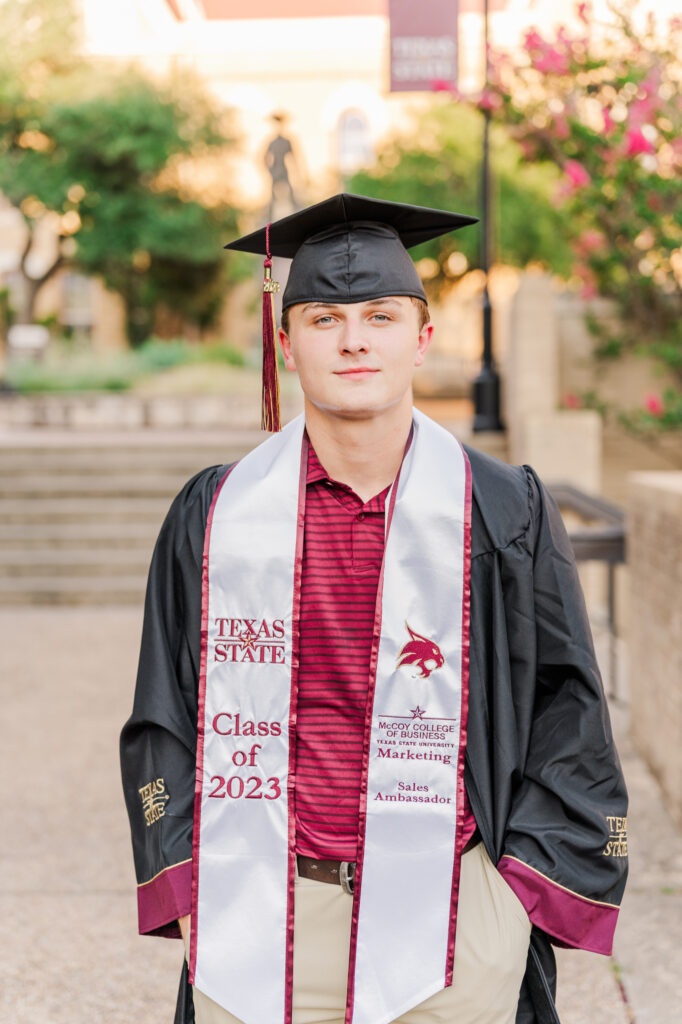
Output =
[{"x1": 334, "y1": 368, "x2": 380, "y2": 377}]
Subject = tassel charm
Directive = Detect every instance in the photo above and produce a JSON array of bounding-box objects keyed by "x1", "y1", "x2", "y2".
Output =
[{"x1": 261, "y1": 224, "x2": 281, "y2": 432}]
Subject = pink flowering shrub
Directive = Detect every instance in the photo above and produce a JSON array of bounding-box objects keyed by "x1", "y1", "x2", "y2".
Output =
[{"x1": 485, "y1": 3, "x2": 682, "y2": 431}]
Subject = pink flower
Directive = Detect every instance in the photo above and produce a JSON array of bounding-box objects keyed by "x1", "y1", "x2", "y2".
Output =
[
  {"x1": 576, "y1": 2, "x2": 590, "y2": 24},
  {"x1": 432, "y1": 79, "x2": 458, "y2": 96},
  {"x1": 628, "y1": 95, "x2": 660, "y2": 128},
  {"x1": 640, "y1": 68, "x2": 662, "y2": 97},
  {"x1": 575, "y1": 229, "x2": 606, "y2": 255},
  {"x1": 554, "y1": 113, "x2": 570, "y2": 139},
  {"x1": 478, "y1": 88, "x2": 503, "y2": 112},
  {"x1": 524, "y1": 29, "x2": 546, "y2": 50},
  {"x1": 562, "y1": 392, "x2": 583, "y2": 409},
  {"x1": 602, "y1": 107, "x2": 614, "y2": 134},
  {"x1": 625, "y1": 128, "x2": 655, "y2": 156},
  {"x1": 533, "y1": 46, "x2": 571, "y2": 75},
  {"x1": 564, "y1": 159, "x2": 591, "y2": 188},
  {"x1": 645, "y1": 394, "x2": 664, "y2": 416}
]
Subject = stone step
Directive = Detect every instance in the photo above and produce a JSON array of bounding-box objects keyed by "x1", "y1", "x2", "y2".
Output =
[
  {"x1": 0, "y1": 427, "x2": 265, "y2": 450},
  {"x1": 0, "y1": 448, "x2": 239, "y2": 475},
  {"x1": 0, "y1": 574, "x2": 147, "y2": 605},
  {"x1": 0, "y1": 472, "x2": 217, "y2": 499},
  {"x1": 0, "y1": 496, "x2": 171, "y2": 524},
  {"x1": 0, "y1": 548, "x2": 151, "y2": 577},
  {"x1": 0, "y1": 522, "x2": 157, "y2": 548},
  {"x1": 0, "y1": 429, "x2": 260, "y2": 603}
]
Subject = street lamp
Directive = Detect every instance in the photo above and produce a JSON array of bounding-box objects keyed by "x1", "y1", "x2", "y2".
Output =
[{"x1": 472, "y1": 0, "x2": 503, "y2": 432}]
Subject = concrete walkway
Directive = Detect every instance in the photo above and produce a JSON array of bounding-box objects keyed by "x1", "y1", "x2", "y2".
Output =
[{"x1": 1, "y1": 607, "x2": 680, "y2": 1024}]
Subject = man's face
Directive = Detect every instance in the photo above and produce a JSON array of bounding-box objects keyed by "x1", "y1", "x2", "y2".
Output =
[{"x1": 278, "y1": 296, "x2": 433, "y2": 421}]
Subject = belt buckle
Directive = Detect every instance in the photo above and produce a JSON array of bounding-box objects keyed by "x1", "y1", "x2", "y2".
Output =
[{"x1": 339, "y1": 860, "x2": 355, "y2": 895}]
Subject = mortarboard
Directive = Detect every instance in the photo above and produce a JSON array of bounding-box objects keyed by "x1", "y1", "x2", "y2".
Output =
[{"x1": 224, "y1": 193, "x2": 478, "y2": 431}]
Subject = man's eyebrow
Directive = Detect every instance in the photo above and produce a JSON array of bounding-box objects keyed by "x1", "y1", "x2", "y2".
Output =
[
  {"x1": 360, "y1": 297, "x2": 404, "y2": 309},
  {"x1": 299, "y1": 298, "x2": 404, "y2": 315},
  {"x1": 300, "y1": 302, "x2": 340, "y2": 313}
]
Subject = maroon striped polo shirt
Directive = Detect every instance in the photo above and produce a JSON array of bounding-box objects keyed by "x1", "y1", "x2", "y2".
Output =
[{"x1": 295, "y1": 440, "x2": 476, "y2": 860}]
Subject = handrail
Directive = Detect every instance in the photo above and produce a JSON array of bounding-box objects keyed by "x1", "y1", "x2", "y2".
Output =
[
  {"x1": 547, "y1": 483, "x2": 626, "y2": 700},
  {"x1": 548, "y1": 484, "x2": 625, "y2": 564}
]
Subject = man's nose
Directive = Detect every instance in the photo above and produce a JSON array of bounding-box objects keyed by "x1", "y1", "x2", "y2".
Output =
[{"x1": 340, "y1": 319, "x2": 369, "y2": 353}]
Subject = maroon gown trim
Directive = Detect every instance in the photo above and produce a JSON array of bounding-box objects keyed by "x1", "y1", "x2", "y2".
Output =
[
  {"x1": 445, "y1": 446, "x2": 473, "y2": 985},
  {"x1": 283, "y1": 435, "x2": 309, "y2": 1024},
  {"x1": 137, "y1": 859, "x2": 192, "y2": 937},
  {"x1": 497, "y1": 854, "x2": 619, "y2": 955}
]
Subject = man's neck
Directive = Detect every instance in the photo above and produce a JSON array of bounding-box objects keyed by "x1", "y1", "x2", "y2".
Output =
[{"x1": 303, "y1": 397, "x2": 414, "y2": 503}]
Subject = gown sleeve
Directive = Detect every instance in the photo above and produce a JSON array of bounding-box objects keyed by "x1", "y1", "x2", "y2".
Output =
[
  {"x1": 120, "y1": 465, "x2": 225, "y2": 938},
  {"x1": 497, "y1": 467, "x2": 628, "y2": 955}
]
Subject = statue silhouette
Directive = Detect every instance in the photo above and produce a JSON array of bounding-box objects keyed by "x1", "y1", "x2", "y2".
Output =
[{"x1": 264, "y1": 113, "x2": 298, "y2": 219}]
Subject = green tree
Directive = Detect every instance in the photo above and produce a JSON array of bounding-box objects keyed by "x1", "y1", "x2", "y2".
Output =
[
  {"x1": 485, "y1": 0, "x2": 682, "y2": 429},
  {"x1": 350, "y1": 102, "x2": 574, "y2": 299},
  {"x1": 0, "y1": 0, "x2": 243, "y2": 344}
]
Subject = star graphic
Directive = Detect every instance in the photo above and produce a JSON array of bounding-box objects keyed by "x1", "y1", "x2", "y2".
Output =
[
  {"x1": 410, "y1": 705, "x2": 426, "y2": 720},
  {"x1": 239, "y1": 630, "x2": 257, "y2": 650}
]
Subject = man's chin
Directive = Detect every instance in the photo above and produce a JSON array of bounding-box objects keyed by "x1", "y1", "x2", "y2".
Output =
[{"x1": 306, "y1": 395, "x2": 404, "y2": 421}]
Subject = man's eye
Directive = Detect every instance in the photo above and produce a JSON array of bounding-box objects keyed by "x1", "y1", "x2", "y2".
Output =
[
  {"x1": 371, "y1": 313, "x2": 391, "y2": 322},
  {"x1": 314, "y1": 315, "x2": 334, "y2": 325}
]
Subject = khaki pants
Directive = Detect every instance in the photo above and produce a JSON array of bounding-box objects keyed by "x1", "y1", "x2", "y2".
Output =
[{"x1": 186, "y1": 843, "x2": 531, "y2": 1024}]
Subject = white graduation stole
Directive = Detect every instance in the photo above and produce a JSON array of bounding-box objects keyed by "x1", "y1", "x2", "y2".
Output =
[{"x1": 189, "y1": 409, "x2": 472, "y2": 1024}]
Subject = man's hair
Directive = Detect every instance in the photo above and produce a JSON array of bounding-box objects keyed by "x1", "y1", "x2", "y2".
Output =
[{"x1": 281, "y1": 297, "x2": 430, "y2": 336}]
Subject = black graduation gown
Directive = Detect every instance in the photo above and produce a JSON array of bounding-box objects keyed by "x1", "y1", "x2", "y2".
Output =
[{"x1": 120, "y1": 444, "x2": 628, "y2": 1024}]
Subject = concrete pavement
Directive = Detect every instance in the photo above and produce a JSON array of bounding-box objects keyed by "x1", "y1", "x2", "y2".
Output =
[{"x1": 1, "y1": 606, "x2": 679, "y2": 1023}]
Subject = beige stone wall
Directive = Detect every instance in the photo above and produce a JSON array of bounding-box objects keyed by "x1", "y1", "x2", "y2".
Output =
[
  {"x1": 504, "y1": 270, "x2": 603, "y2": 493},
  {"x1": 555, "y1": 290, "x2": 676, "y2": 411},
  {"x1": 627, "y1": 472, "x2": 682, "y2": 828}
]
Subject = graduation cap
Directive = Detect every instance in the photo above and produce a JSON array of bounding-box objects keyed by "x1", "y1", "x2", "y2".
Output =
[{"x1": 224, "y1": 193, "x2": 478, "y2": 431}]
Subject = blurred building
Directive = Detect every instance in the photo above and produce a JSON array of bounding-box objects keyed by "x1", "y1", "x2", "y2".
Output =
[
  {"x1": 1, "y1": 0, "x2": 676, "y2": 349},
  {"x1": 77, "y1": 0, "x2": 676, "y2": 209}
]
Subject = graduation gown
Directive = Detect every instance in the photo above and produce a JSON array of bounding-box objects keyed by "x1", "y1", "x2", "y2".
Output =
[{"x1": 120, "y1": 443, "x2": 628, "y2": 1024}]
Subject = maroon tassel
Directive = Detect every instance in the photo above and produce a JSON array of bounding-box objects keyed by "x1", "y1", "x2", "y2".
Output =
[{"x1": 262, "y1": 225, "x2": 281, "y2": 432}]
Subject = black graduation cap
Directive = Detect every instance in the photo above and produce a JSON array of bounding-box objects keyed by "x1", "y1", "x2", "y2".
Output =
[
  {"x1": 225, "y1": 192, "x2": 478, "y2": 309},
  {"x1": 224, "y1": 193, "x2": 478, "y2": 432}
]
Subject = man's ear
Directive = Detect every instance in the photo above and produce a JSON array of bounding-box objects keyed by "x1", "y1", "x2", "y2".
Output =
[
  {"x1": 278, "y1": 328, "x2": 296, "y2": 372},
  {"x1": 414, "y1": 322, "x2": 434, "y2": 368}
]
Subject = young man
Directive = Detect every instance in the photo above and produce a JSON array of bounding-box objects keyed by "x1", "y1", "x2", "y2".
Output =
[{"x1": 121, "y1": 194, "x2": 628, "y2": 1024}]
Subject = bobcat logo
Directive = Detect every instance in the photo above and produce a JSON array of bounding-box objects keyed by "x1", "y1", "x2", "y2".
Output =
[{"x1": 396, "y1": 623, "x2": 444, "y2": 679}]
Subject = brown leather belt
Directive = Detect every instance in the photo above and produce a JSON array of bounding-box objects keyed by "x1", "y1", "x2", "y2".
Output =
[
  {"x1": 297, "y1": 833, "x2": 480, "y2": 896},
  {"x1": 297, "y1": 855, "x2": 356, "y2": 894}
]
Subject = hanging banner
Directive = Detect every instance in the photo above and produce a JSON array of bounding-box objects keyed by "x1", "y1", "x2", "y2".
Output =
[{"x1": 389, "y1": 0, "x2": 459, "y2": 93}]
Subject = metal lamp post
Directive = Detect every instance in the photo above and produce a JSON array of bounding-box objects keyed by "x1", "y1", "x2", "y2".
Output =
[{"x1": 472, "y1": 0, "x2": 503, "y2": 432}]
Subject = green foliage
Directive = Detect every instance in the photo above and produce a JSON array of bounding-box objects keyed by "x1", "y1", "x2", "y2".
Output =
[
  {"x1": 135, "y1": 338, "x2": 245, "y2": 372},
  {"x1": 6, "y1": 337, "x2": 245, "y2": 393},
  {"x1": 0, "y1": 0, "x2": 243, "y2": 344},
  {"x1": 0, "y1": 287, "x2": 13, "y2": 334},
  {"x1": 486, "y1": 0, "x2": 682, "y2": 427},
  {"x1": 618, "y1": 388, "x2": 682, "y2": 435},
  {"x1": 350, "y1": 103, "x2": 573, "y2": 297}
]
